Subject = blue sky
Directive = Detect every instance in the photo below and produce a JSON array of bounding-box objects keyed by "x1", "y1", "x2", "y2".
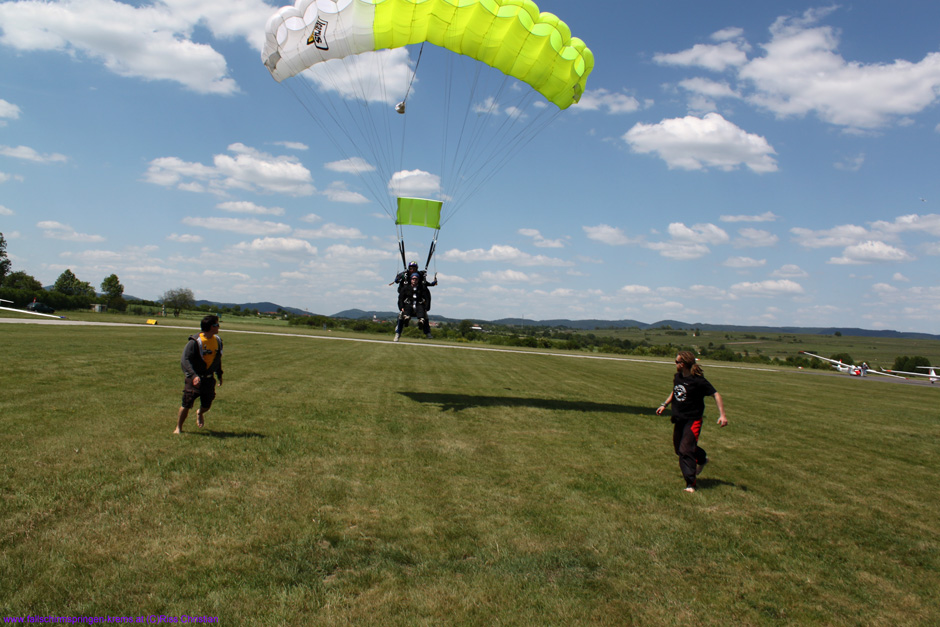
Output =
[{"x1": 2, "y1": 1, "x2": 939, "y2": 333}]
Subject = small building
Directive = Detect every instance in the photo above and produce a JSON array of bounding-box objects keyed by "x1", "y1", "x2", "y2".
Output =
[{"x1": 91, "y1": 304, "x2": 107, "y2": 313}]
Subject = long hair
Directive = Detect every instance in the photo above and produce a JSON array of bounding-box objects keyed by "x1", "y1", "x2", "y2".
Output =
[{"x1": 677, "y1": 351, "x2": 703, "y2": 376}]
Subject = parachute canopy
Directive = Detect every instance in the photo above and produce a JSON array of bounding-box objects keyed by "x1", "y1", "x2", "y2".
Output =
[
  {"x1": 396, "y1": 197, "x2": 442, "y2": 229},
  {"x1": 263, "y1": 0, "x2": 594, "y2": 109}
]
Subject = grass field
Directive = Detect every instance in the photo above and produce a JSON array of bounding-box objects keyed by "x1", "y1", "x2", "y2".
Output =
[{"x1": 1, "y1": 319, "x2": 938, "y2": 625}]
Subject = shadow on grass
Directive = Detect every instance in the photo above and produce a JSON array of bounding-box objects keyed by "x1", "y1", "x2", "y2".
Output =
[
  {"x1": 189, "y1": 429, "x2": 266, "y2": 440},
  {"x1": 400, "y1": 391, "x2": 654, "y2": 415},
  {"x1": 696, "y1": 478, "x2": 746, "y2": 491}
]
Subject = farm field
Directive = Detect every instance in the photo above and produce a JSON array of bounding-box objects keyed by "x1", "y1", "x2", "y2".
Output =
[{"x1": 1, "y1": 320, "x2": 938, "y2": 625}]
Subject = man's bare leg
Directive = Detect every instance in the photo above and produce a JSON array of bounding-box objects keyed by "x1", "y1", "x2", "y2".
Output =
[
  {"x1": 175, "y1": 407, "x2": 189, "y2": 434},
  {"x1": 197, "y1": 409, "x2": 207, "y2": 428}
]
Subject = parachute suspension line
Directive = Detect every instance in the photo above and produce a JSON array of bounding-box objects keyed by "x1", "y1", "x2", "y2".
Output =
[
  {"x1": 396, "y1": 41, "x2": 425, "y2": 115},
  {"x1": 424, "y1": 230, "x2": 439, "y2": 273}
]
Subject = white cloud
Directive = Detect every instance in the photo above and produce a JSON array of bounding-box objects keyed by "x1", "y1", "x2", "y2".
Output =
[
  {"x1": 870, "y1": 213, "x2": 940, "y2": 237},
  {"x1": 720, "y1": 211, "x2": 778, "y2": 223},
  {"x1": 645, "y1": 241, "x2": 711, "y2": 260},
  {"x1": 0, "y1": 204, "x2": 13, "y2": 215},
  {"x1": 829, "y1": 240, "x2": 913, "y2": 264},
  {"x1": 217, "y1": 201, "x2": 285, "y2": 216},
  {"x1": 583, "y1": 224, "x2": 637, "y2": 246},
  {"x1": 623, "y1": 113, "x2": 777, "y2": 172},
  {"x1": 182, "y1": 217, "x2": 291, "y2": 236},
  {"x1": 167, "y1": 233, "x2": 203, "y2": 244},
  {"x1": 734, "y1": 228, "x2": 778, "y2": 248},
  {"x1": 574, "y1": 89, "x2": 642, "y2": 114},
  {"x1": 389, "y1": 169, "x2": 441, "y2": 198},
  {"x1": 834, "y1": 153, "x2": 865, "y2": 172},
  {"x1": 731, "y1": 279, "x2": 804, "y2": 296},
  {"x1": 144, "y1": 144, "x2": 315, "y2": 196},
  {"x1": 654, "y1": 41, "x2": 749, "y2": 71},
  {"x1": 791, "y1": 224, "x2": 871, "y2": 248},
  {"x1": 294, "y1": 223, "x2": 366, "y2": 240},
  {"x1": 441, "y1": 244, "x2": 571, "y2": 267},
  {"x1": 479, "y1": 269, "x2": 534, "y2": 283},
  {"x1": 893, "y1": 272, "x2": 910, "y2": 282},
  {"x1": 323, "y1": 181, "x2": 370, "y2": 204},
  {"x1": 771, "y1": 264, "x2": 808, "y2": 278},
  {"x1": 273, "y1": 141, "x2": 308, "y2": 151},
  {"x1": 678, "y1": 77, "x2": 740, "y2": 100},
  {"x1": 325, "y1": 157, "x2": 376, "y2": 174},
  {"x1": 519, "y1": 228, "x2": 564, "y2": 248},
  {"x1": 723, "y1": 256, "x2": 766, "y2": 268},
  {"x1": 0, "y1": 0, "x2": 250, "y2": 95},
  {"x1": 37, "y1": 220, "x2": 104, "y2": 242},
  {"x1": 0, "y1": 99, "x2": 21, "y2": 125},
  {"x1": 667, "y1": 222, "x2": 729, "y2": 244},
  {"x1": 233, "y1": 237, "x2": 316, "y2": 256},
  {"x1": 619, "y1": 285, "x2": 652, "y2": 295},
  {"x1": 0, "y1": 144, "x2": 67, "y2": 163},
  {"x1": 739, "y1": 9, "x2": 940, "y2": 129}
]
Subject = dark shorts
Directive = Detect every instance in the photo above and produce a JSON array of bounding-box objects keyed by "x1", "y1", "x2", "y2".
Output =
[{"x1": 181, "y1": 376, "x2": 216, "y2": 410}]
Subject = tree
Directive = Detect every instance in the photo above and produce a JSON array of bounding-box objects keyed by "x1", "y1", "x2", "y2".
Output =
[
  {"x1": 1, "y1": 270, "x2": 43, "y2": 291},
  {"x1": 100, "y1": 274, "x2": 126, "y2": 311},
  {"x1": 0, "y1": 232, "x2": 10, "y2": 285},
  {"x1": 162, "y1": 287, "x2": 195, "y2": 317},
  {"x1": 53, "y1": 269, "x2": 95, "y2": 297}
]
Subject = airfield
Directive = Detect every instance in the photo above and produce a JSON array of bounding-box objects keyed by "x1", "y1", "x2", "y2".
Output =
[{"x1": 2, "y1": 316, "x2": 938, "y2": 624}]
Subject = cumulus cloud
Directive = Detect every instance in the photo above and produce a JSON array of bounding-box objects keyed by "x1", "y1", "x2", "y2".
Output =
[
  {"x1": 623, "y1": 113, "x2": 778, "y2": 172},
  {"x1": 678, "y1": 77, "x2": 740, "y2": 100},
  {"x1": 441, "y1": 244, "x2": 571, "y2": 267},
  {"x1": 144, "y1": 143, "x2": 315, "y2": 196},
  {"x1": 0, "y1": 144, "x2": 67, "y2": 163},
  {"x1": 232, "y1": 238, "x2": 317, "y2": 260},
  {"x1": 870, "y1": 213, "x2": 940, "y2": 237},
  {"x1": 0, "y1": 0, "x2": 257, "y2": 94},
  {"x1": 771, "y1": 264, "x2": 808, "y2": 278},
  {"x1": 654, "y1": 41, "x2": 749, "y2": 71},
  {"x1": 720, "y1": 211, "x2": 778, "y2": 222},
  {"x1": 574, "y1": 89, "x2": 643, "y2": 114},
  {"x1": 519, "y1": 228, "x2": 565, "y2": 248},
  {"x1": 325, "y1": 157, "x2": 376, "y2": 174},
  {"x1": 167, "y1": 233, "x2": 204, "y2": 244},
  {"x1": 294, "y1": 223, "x2": 366, "y2": 240},
  {"x1": 739, "y1": 9, "x2": 940, "y2": 129},
  {"x1": 583, "y1": 224, "x2": 637, "y2": 246},
  {"x1": 479, "y1": 269, "x2": 536, "y2": 283},
  {"x1": 645, "y1": 241, "x2": 711, "y2": 260},
  {"x1": 37, "y1": 220, "x2": 105, "y2": 242},
  {"x1": 723, "y1": 256, "x2": 766, "y2": 268},
  {"x1": 731, "y1": 279, "x2": 804, "y2": 296},
  {"x1": 182, "y1": 216, "x2": 291, "y2": 236},
  {"x1": 0, "y1": 204, "x2": 13, "y2": 216},
  {"x1": 389, "y1": 169, "x2": 441, "y2": 198},
  {"x1": 619, "y1": 285, "x2": 652, "y2": 295},
  {"x1": 791, "y1": 224, "x2": 871, "y2": 248},
  {"x1": 667, "y1": 222, "x2": 729, "y2": 244},
  {"x1": 829, "y1": 240, "x2": 913, "y2": 264},
  {"x1": 734, "y1": 228, "x2": 779, "y2": 248},
  {"x1": 323, "y1": 181, "x2": 370, "y2": 204},
  {"x1": 0, "y1": 99, "x2": 20, "y2": 126},
  {"x1": 217, "y1": 201, "x2": 284, "y2": 216}
]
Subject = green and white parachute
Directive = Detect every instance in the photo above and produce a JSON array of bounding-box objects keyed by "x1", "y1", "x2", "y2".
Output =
[{"x1": 262, "y1": 0, "x2": 593, "y2": 270}]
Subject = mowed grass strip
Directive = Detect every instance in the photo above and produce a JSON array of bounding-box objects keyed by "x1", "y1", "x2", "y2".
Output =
[{"x1": 1, "y1": 324, "x2": 938, "y2": 625}]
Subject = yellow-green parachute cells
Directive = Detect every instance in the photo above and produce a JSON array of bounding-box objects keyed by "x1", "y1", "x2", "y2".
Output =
[{"x1": 263, "y1": 0, "x2": 593, "y2": 110}]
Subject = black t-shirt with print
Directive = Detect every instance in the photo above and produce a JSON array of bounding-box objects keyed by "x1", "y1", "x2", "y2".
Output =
[{"x1": 670, "y1": 374, "x2": 717, "y2": 423}]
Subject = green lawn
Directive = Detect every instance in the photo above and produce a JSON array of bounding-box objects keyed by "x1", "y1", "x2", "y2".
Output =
[{"x1": 1, "y1": 321, "x2": 938, "y2": 625}]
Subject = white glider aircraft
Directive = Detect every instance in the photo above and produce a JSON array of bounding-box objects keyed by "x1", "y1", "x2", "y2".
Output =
[
  {"x1": 885, "y1": 366, "x2": 938, "y2": 384},
  {"x1": 799, "y1": 351, "x2": 905, "y2": 379}
]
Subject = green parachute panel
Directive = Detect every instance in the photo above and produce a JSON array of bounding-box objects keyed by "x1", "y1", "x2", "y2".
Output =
[{"x1": 396, "y1": 197, "x2": 443, "y2": 229}]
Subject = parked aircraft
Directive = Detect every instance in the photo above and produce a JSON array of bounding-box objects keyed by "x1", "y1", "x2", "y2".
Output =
[{"x1": 799, "y1": 351, "x2": 905, "y2": 379}]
